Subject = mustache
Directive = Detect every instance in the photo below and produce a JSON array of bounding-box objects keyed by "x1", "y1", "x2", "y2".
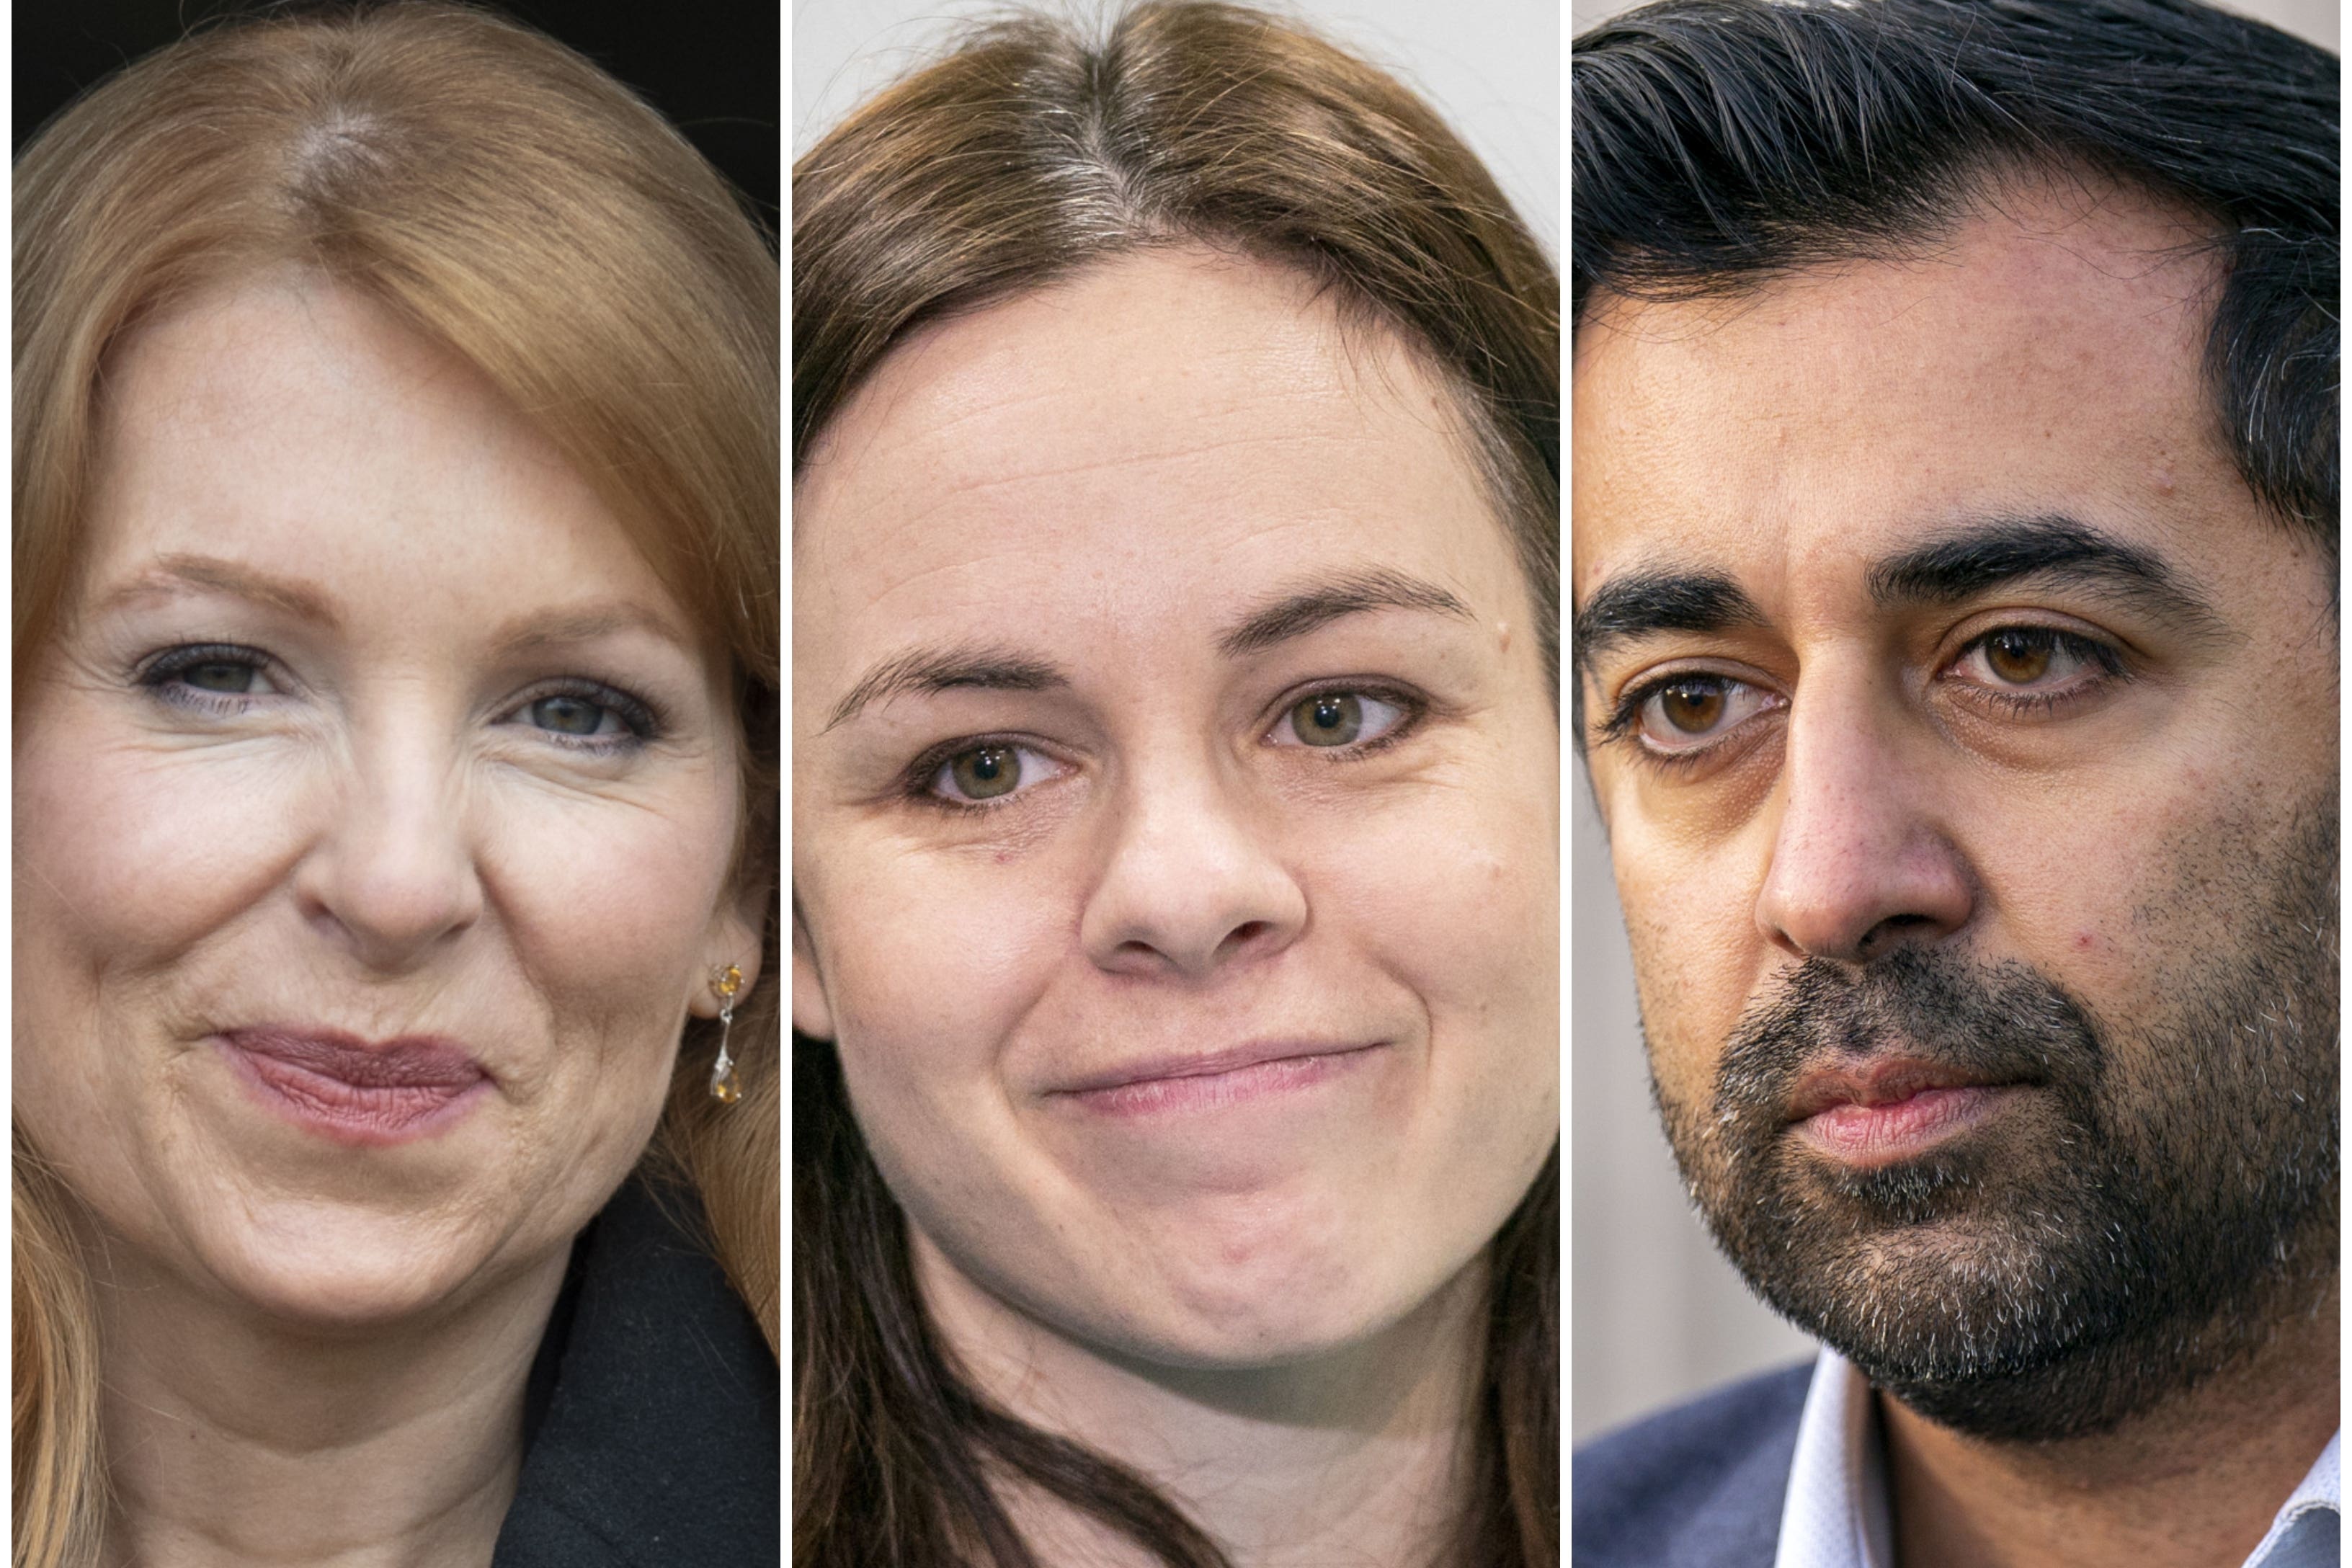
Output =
[{"x1": 1712, "y1": 947, "x2": 2105, "y2": 1125}]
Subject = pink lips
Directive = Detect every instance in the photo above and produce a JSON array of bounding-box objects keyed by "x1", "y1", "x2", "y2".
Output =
[
  {"x1": 1786, "y1": 1058, "x2": 2021, "y2": 1165},
  {"x1": 219, "y1": 1026, "x2": 489, "y2": 1146},
  {"x1": 1051, "y1": 1041, "x2": 1386, "y2": 1118}
]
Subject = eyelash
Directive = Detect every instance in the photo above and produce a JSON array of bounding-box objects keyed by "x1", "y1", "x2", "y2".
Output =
[
  {"x1": 133, "y1": 643, "x2": 666, "y2": 754},
  {"x1": 1598, "y1": 625, "x2": 2129, "y2": 770},
  {"x1": 900, "y1": 683, "x2": 1429, "y2": 814}
]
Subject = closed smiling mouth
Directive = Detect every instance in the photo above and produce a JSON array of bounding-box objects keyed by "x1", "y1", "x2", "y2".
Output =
[
  {"x1": 1048, "y1": 1040, "x2": 1389, "y2": 1118},
  {"x1": 218, "y1": 1025, "x2": 490, "y2": 1146}
]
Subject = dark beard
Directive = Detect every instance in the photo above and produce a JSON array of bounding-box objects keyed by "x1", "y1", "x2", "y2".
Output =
[{"x1": 1658, "y1": 805, "x2": 2338, "y2": 1442}]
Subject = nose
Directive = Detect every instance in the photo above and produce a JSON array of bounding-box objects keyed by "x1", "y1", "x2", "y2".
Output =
[
  {"x1": 293, "y1": 731, "x2": 484, "y2": 971},
  {"x1": 1079, "y1": 754, "x2": 1306, "y2": 979},
  {"x1": 1754, "y1": 674, "x2": 1974, "y2": 965}
]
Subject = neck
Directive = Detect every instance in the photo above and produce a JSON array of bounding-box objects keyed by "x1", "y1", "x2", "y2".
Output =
[
  {"x1": 914, "y1": 1232, "x2": 1489, "y2": 1568},
  {"x1": 96, "y1": 1237, "x2": 570, "y2": 1568},
  {"x1": 1883, "y1": 1276, "x2": 2339, "y2": 1568}
]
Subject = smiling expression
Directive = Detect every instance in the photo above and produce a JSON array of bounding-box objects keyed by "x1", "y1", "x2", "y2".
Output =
[
  {"x1": 14, "y1": 277, "x2": 759, "y2": 1327},
  {"x1": 793, "y1": 248, "x2": 1559, "y2": 1368}
]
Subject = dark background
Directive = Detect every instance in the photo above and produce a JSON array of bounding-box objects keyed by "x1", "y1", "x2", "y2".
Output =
[{"x1": 14, "y1": 0, "x2": 780, "y2": 239}]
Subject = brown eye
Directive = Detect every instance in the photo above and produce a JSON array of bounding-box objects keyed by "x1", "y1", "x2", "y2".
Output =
[
  {"x1": 1982, "y1": 628, "x2": 2054, "y2": 684},
  {"x1": 949, "y1": 746, "x2": 1020, "y2": 800},
  {"x1": 1657, "y1": 680, "x2": 1724, "y2": 734},
  {"x1": 1290, "y1": 692, "x2": 1363, "y2": 746},
  {"x1": 1630, "y1": 673, "x2": 1778, "y2": 757}
]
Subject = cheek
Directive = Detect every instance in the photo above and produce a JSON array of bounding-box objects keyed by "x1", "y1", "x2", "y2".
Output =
[
  {"x1": 17, "y1": 726, "x2": 314, "y2": 972},
  {"x1": 1309, "y1": 769, "x2": 1559, "y2": 1090},
  {"x1": 1610, "y1": 819, "x2": 1765, "y2": 1110},
  {"x1": 486, "y1": 791, "x2": 734, "y2": 998},
  {"x1": 806, "y1": 841, "x2": 1071, "y2": 1133}
]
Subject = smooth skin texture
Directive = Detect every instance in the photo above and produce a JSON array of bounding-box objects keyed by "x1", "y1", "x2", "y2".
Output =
[
  {"x1": 14, "y1": 278, "x2": 760, "y2": 1568},
  {"x1": 794, "y1": 247, "x2": 1559, "y2": 1563},
  {"x1": 1577, "y1": 176, "x2": 2336, "y2": 1568}
]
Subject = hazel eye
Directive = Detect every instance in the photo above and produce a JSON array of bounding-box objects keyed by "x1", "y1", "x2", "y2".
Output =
[
  {"x1": 1631, "y1": 674, "x2": 1779, "y2": 754},
  {"x1": 1270, "y1": 690, "x2": 1407, "y2": 749},
  {"x1": 950, "y1": 746, "x2": 1019, "y2": 799},
  {"x1": 927, "y1": 742, "x2": 1063, "y2": 806}
]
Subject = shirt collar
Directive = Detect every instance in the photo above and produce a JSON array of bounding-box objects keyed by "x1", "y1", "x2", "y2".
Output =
[{"x1": 1771, "y1": 1348, "x2": 2339, "y2": 1568}]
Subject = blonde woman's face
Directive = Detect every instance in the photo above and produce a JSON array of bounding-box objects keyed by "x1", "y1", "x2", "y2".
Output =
[
  {"x1": 14, "y1": 279, "x2": 758, "y2": 1325},
  {"x1": 793, "y1": 250, "x2": 1559, "y2": 1367}
]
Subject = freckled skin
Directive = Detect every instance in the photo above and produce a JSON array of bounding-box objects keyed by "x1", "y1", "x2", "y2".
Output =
[
  {"x1": 793, "y1": 249, "x2": 1559, "y2": 1368},
  {"x1": 14, "y1": 278, "x2": 759, "y2": 1329}
]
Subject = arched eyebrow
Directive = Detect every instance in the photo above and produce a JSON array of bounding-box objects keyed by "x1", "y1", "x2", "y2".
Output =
[
  {"x1": 97, "y1": 553, "x2": 342, "y2": 626},
  {"x1": 823, "y1": 643, "x2": 1068, "y2": 732},
  {"x1": 1216, "y1": 568, "x2": 1475, "y2": 659}
]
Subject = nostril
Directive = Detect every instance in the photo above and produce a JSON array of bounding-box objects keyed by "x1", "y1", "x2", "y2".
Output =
[
  {"x1": 1218, "y1": 919, "x2": 1273, "y2": 958},
  {"x1": 1856, "y1": 912, "x2": 1937, "y2": 961}
]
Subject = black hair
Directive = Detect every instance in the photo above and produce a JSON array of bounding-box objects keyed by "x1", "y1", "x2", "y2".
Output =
[{"x1": 1572, "y1": 0, "x2": 2338, "y2": 540}]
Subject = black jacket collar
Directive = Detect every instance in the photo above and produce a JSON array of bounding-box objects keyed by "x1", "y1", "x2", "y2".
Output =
[{"x1": 493, "y1": 1177, "x2": 778, "y2": 1566}]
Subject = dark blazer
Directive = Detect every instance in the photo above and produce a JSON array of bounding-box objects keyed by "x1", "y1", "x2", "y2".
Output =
[
  {"x1": 1572, "y1": 1362, "x2": 1813, "y2": 1568},
  {"x1": 494, "y1": 1177, "x2": 780, "y2": 1567}
]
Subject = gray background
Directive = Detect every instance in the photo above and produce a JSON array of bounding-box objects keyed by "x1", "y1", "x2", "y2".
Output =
[
  {"x1": 793, "y1": 0, "x2": 1559, "y2": 254},
  {"x1": 1569, "y1": 0, "x2": 2339, "y2": 1446}
]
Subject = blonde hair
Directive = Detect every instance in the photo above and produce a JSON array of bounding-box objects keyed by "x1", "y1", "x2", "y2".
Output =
[{"x1": 12, "y1": 7, "x2": 779, "y2": 1564}]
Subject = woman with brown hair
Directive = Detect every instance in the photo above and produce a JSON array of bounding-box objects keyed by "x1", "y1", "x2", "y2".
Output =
[
  {"x1": 13, "y1": 6, "x2": 778, "y2": 1565},
  {"x1": 792, "y1": 5, "x2": 1560, "y2": 1564}
]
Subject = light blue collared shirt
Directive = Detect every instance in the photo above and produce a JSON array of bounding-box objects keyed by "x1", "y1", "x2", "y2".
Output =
[{"x1": 1773, "y1": 1349, "x2": 2340, "y2": 1568}]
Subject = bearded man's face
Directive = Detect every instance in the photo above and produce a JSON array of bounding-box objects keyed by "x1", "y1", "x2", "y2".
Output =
[{"x1": 1573, "y1": 175, "x2": 2338, "y2": 1440}]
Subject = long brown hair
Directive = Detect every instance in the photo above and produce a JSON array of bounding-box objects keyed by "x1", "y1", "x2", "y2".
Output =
[
  {"x1": 791, "y1": 5, "x2": 1559, "y2": 1563},
  {"x1": 13, "y1": 7, "x2": 778, "y2": 1565}
]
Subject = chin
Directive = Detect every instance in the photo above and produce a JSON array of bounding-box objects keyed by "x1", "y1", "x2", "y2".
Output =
[
  {"x1": 200, "y1": 1196, "x2": 512, "y2": 1330},
  {"x1": 1111, "y1": 1228, "x2": 1456, "y2": 1372}
]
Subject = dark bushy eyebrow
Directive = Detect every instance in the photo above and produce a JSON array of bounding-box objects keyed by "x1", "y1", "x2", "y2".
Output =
[
  {"x1": 1571, "y1": 569, "x2": 1763, "y2": 678},
  {"x1": 1216, "y1": 568, "x2": 1475, "y2": 659},
  {"x1": 824, "y1": 643, "x2": 1068, "y2": 731},
  {"x1": 1868, "y1": 515, "x2": 2223, "y2": 632}
]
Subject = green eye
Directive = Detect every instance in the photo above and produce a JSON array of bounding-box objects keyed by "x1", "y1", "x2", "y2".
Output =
[
  {"x1": 1290, "y1": 692, "x2": 1364, "y2": 747},
  {"x1": 530, "y1": 695, "x2": 608, "y2": 735},
  {"x1": 949, "y1": 746, "x2": 1020, "y2": 799}
]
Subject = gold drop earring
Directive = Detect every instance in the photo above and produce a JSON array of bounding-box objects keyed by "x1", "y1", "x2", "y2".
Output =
[{"x1": 709, "y1": 963, "x2": 744, "y2": 1104}]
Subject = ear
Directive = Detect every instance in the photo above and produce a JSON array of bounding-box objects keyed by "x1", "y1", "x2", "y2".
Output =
[
  {"x1": 790, "y1": 904, "x2": 837, "y2": 1041},
  {"x1": 690, "y1": 886, "x2": 767, "y2": 1020}
]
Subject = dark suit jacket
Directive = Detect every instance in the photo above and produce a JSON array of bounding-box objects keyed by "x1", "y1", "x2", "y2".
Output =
[
  {"x1": 493, "y1": 1177, "x2": 780, "y2": 1567},
  {"x1": 1573, "y1": 1362, "x2": 1814, "y2": 1568}
]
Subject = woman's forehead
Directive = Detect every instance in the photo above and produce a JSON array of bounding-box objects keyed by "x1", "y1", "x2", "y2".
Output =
[{"x1": 793, "y1": 249, "x2": 1519, "y2": 677}]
